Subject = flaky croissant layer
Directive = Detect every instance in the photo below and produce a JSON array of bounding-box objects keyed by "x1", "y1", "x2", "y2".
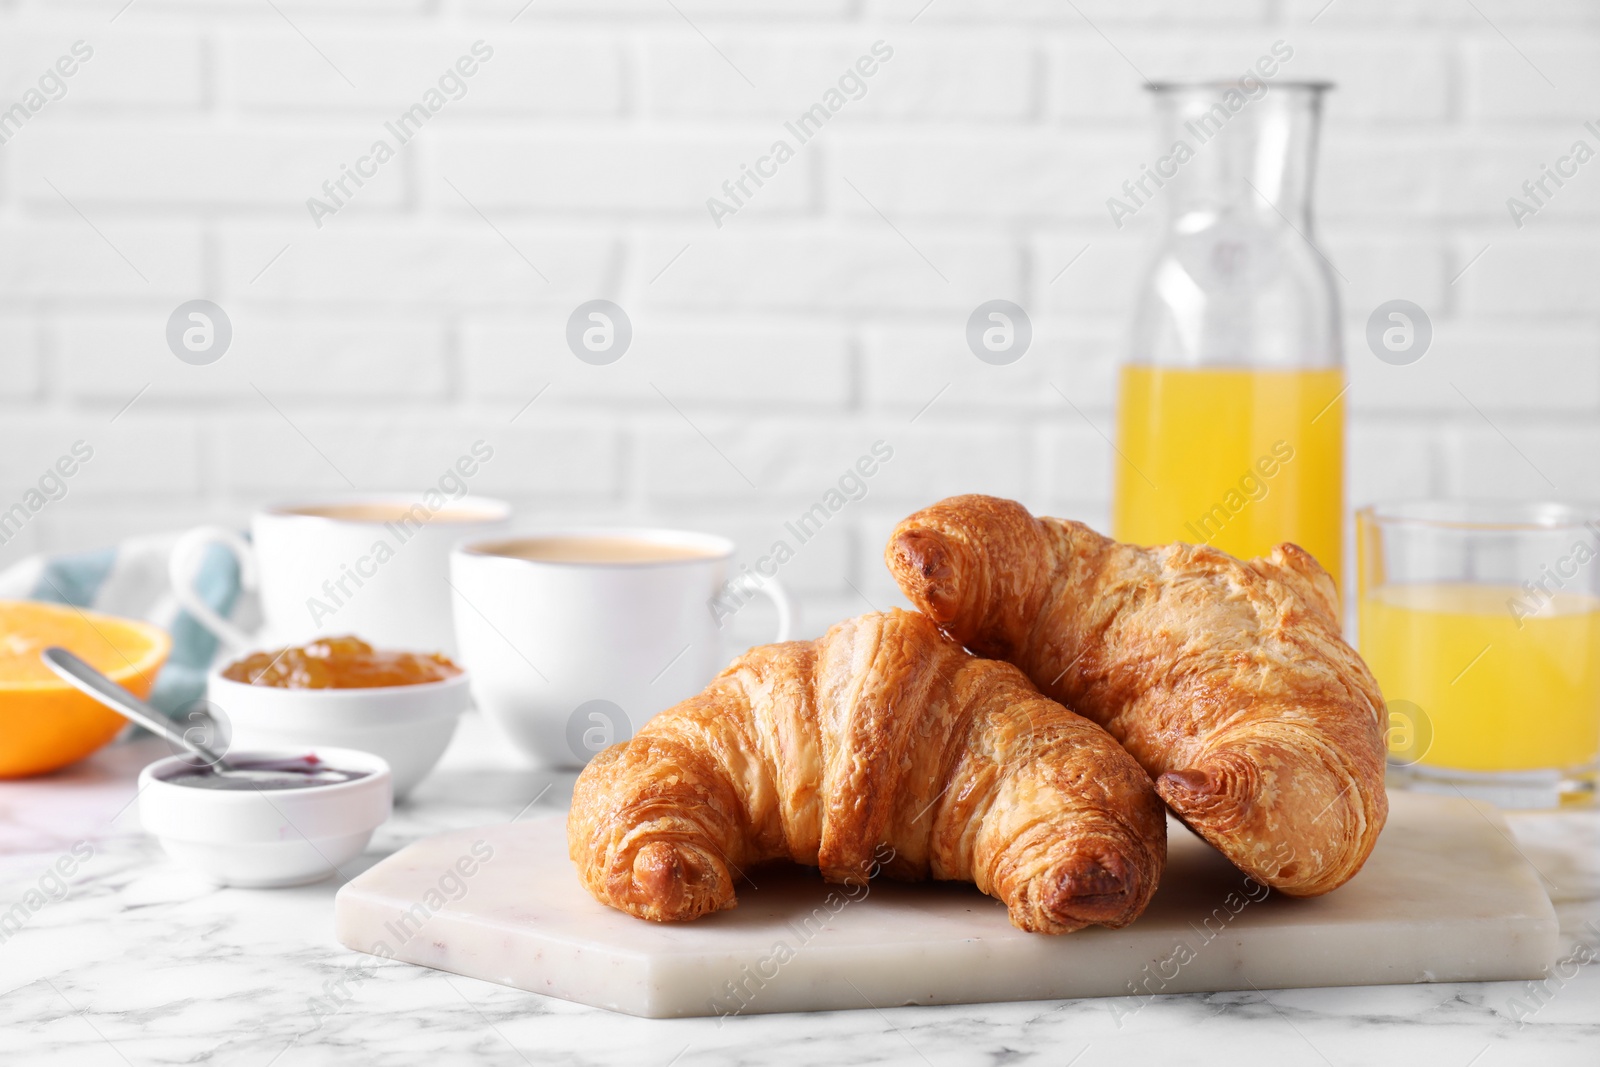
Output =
[
  {"x1": 886, "y1": 495, "x2": 1388, "y2": 898},
  {"x1": 568, "y1": 609, "x2": 1167, "y2": 933}
]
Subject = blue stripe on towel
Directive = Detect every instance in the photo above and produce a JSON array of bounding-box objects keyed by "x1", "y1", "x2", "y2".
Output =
[
  {"x1": 24, "y1": 541, "x2": 242, "y2": 718},
  {"x1": 150, "y1": 542, "x2": 241, "y2": 715},
  {"x1": 31, "y1": 548, "x2": 116, "y2": 608}
]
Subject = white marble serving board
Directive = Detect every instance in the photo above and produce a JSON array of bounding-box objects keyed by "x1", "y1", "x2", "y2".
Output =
[{"x1": 333, "y1": 791, "x2": 1558, "y2": 1019}]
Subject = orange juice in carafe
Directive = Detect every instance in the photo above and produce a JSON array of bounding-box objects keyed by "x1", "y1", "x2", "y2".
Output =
[
  {"x1": 1118, "y1": 80, "x2": 1344, "y2": 585},
  {"x1": 1114, "y1": 365, "x2": 1345, "y2": 583}
]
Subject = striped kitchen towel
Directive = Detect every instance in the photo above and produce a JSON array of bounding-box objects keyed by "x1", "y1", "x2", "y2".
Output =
[{"x1": 0, "y1": 533, "x2": 246, "y2": 717}]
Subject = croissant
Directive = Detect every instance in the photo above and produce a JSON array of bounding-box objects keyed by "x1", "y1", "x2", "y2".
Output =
[
  {"x1": 885, "y1": 495, "x2": 1387, "y2": 898},
  {"x1": 568, "y1": 609, "x2": 1166, "y2": 933}
]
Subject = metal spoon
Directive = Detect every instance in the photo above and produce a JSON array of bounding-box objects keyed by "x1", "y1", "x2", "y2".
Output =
[
  {"x1": 42, "y1": 646, "x2": 233, "y2": 769},
  {"x1": 41, "y1": 647, "x2": 365, "y2": 788},
  {"x1": 42, "y1": 647, "x2": 364, "y2": 787}
]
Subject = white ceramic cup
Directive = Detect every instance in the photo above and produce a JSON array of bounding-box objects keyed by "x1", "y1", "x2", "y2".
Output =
[
  {"x1": 450, "y1": 528, "x2": 791, "y2": 768},
  {"x1": 170, "y1": 494, "x2": 511, "y2": 656}
]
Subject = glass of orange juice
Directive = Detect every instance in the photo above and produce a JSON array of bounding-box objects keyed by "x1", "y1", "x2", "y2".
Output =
[{"x1": 1357, "y1": 501, "x2": 1600, "y2": 808}]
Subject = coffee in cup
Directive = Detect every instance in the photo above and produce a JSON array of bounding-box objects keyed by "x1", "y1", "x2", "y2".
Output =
[
  {"x1": 171, "y1": 494, "x2": 512, "y2": 656},
  {"x1": 450, "y1": 529, "x2": 790, "y2": 768}
]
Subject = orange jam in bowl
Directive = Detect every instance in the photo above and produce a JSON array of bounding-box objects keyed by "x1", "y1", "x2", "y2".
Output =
[{"x1": 221, "y1": 635, "x2": 461, "y2": 689}]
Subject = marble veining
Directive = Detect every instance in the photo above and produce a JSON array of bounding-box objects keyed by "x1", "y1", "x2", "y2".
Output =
[
  {"x1": 332, "y1": 793, "x2": 1559, "y2": 1018},
  {"x1": 2, "y1": 715, "x2": 1596, "y2": 1066}
]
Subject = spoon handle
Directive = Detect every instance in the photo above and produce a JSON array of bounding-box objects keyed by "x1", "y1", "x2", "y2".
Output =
[{"x1": 41, "y1": 646, "x2": 229, "y2": 769}]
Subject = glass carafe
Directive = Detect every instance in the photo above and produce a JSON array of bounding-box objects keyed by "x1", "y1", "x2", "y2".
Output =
[{"x1": 1113, "y1": 81, "x2": 1345, "y2": 589}]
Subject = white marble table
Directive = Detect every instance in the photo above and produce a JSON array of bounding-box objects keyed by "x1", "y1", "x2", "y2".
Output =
[{"x1": 1, "y1": 714, "x2": 1596, "y2": 1066}]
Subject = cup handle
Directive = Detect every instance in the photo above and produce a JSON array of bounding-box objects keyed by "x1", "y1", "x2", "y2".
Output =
[
  {"x1": 169, "y1": 525, "x2": 259, "y2": 652},
  {"x1": 747, "y1": 575, "x2": 792, "y2": 643}
]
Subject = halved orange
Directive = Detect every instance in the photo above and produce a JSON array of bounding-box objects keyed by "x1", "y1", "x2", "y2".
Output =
[{"x1": 0, "y1": 600, "x2": 172, "y2": 778}]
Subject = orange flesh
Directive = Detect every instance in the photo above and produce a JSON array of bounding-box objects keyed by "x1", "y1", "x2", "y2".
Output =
[{"x1": 0, "y1": 599, "x2": 171, "y2": 778}]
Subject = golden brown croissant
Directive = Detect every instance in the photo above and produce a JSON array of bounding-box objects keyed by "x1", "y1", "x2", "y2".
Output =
[
  {"x1": 885, "y1": 495, "x2": 1387, "y2": 898},
  {"x1": 568, "y1": 609, "x2": 1166, "y2": 933}
]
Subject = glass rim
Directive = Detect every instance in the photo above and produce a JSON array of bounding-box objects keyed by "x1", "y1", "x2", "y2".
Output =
[
  {"x1": 1143, "y1": 78, "x2": 1335, "y2": 94},
  {"x1": 1358, "y1": 499, "x2": 1600, "y2": 533}
]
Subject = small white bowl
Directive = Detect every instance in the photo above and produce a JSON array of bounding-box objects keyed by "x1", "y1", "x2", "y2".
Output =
[
  {"x1": 138, "y1": 747, "x2": 392, "y2": 888},
  {"x1": 207, "y1": 668, "x2": 470, "y2": 799}
]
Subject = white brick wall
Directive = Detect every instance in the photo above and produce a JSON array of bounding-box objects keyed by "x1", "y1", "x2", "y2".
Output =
[{"x1": 2, "y1": 0, "x2": 1598, "y2": 645}]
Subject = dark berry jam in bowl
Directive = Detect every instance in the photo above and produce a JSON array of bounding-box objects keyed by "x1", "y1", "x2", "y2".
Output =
[
  {"x1": 138, "y1": 746, "x2": 392, "y2": 888},
  {"x1": 157, "y1": 752, "x2": 371, "y2": 791}
]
